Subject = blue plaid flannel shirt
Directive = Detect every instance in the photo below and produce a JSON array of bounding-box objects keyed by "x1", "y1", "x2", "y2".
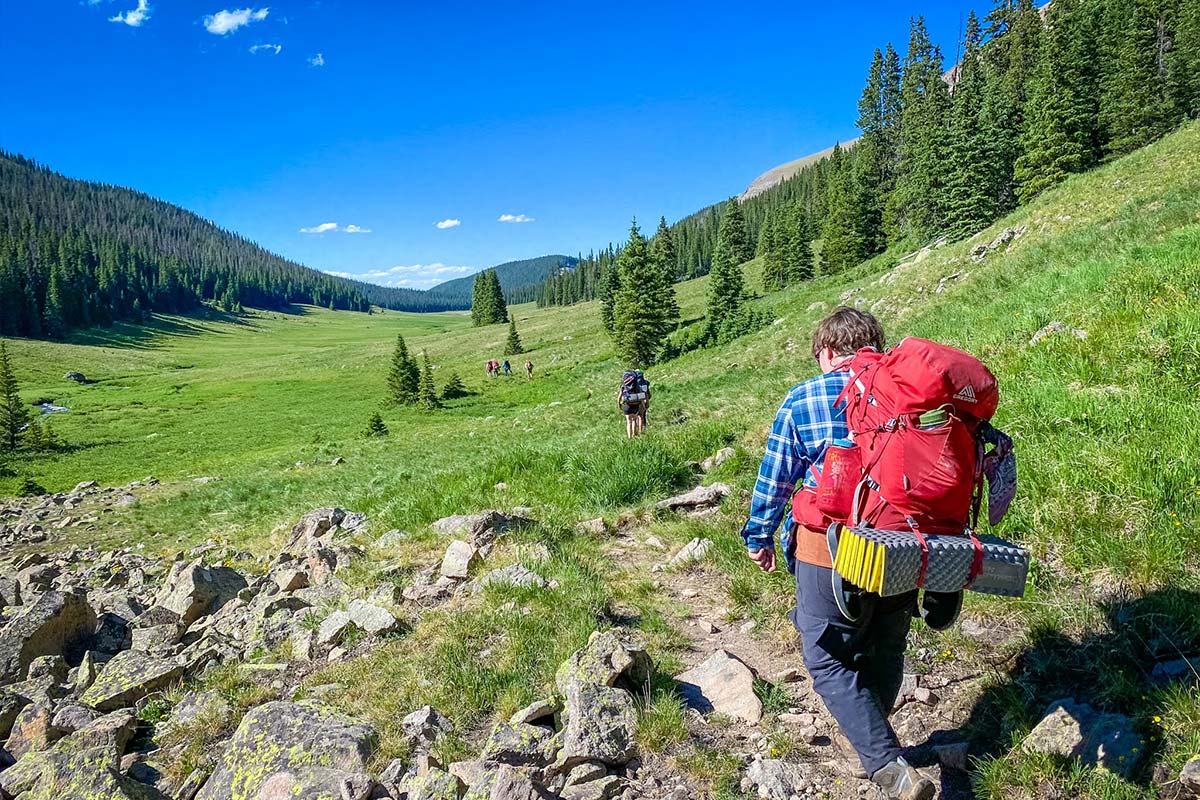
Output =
[{"x1": 741, "y1": 369, "x2": 851, "y2": 561}]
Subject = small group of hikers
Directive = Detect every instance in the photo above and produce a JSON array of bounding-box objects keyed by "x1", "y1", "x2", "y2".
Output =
[
  {"x1": 735, "y1": 306, "x2": 1011, "y2": 800},
  {"x1": 485, "y1": 359, "x2": 534, "y2": 380}
]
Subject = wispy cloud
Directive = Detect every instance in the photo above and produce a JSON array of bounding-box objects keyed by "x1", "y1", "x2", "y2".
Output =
[
  {"x1": 299, "y1": 222, "x2": 370, "y2": 234},
  {"x1": 249, "y1": 43, "x2": 282, "y2": 55},
  {"x1": 109, "y1": 0, "x2": 150, "y2": 26},
  {"x1": 325, "y1": 264, "x2": 475, "y2": 290},
  {"x1": 435, "y1": 219, "x2": 461, "y2": 230},
  {"x1": 498, "y1": 213, "x2": 534, "y2": 223},
  {"x1": 308, "y1": 52, "x2": 325, "y2": 67},
  {"x1": 203, "y1": 7, "x2": 269, "y2": 35}
]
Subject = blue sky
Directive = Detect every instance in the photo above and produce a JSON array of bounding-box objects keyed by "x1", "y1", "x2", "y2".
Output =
[{"x1": 2, "y1": 1, "x2": 972, "y2": 289}]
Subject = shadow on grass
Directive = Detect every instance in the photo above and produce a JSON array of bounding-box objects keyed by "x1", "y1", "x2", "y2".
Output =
[
  {"x1": 910, "y1": 588, "x2": 1200, "y2": 798},
  {"x1": 66, "y1": 305, "x2": 283, "y2": 350}
]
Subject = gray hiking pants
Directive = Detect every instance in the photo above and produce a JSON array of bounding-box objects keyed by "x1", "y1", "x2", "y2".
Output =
[{"x1": 789, "y1": 561, "x2": 917, "y2": 777}]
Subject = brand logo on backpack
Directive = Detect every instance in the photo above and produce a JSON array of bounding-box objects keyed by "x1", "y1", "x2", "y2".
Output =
[{"x1": 953, "y1": 385, "x2": 977, "y2": 404}]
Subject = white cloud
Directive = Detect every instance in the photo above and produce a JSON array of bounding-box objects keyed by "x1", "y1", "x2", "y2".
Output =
[
  {"x1": 324, "y1": 263, "x2": 475, "y2": 290},
  {"x1": 109, "y1": 0, "x2": 150, "y2": 26},
  {"x1": 299, "y1": 222, "x2": 370, "y2": 234},
  {"x1": 249, "y1": 43, "x2": 282, "y2": 55},
  {"x1": 308, "y1": 52, "x2": 325, "y2": 67},
  {"x1": 498, "y1": 213, "x2": 534, "y2": 223},
  {"x1": 203, "y1": 7, "x2": 269, "y2": 35},
  {"x1": 435, "y1": 219, "x2": 461, "y2": 230}
]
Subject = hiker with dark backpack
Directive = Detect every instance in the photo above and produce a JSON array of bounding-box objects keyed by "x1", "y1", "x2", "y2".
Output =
[
  {"x1": 618, "y1": 369, "x2": 650, "y2": 439},
  {"x1": 740, "y1": 307, "x2": 938, "y2": 800}
]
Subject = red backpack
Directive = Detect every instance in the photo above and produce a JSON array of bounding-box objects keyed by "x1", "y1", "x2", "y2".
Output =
[{"x1": 793, "y1": 337, "x2": 999, "y2": 537}]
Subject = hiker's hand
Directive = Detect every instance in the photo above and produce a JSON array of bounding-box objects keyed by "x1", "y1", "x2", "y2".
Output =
[{"x1": 748, "y1": 548, "x2": 776, "y2": 573}]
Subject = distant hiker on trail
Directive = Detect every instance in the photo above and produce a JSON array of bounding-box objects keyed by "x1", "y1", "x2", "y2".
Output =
[
  {"x1": 502, "y1": 360, "x2": 511, "y2": 376},
  {"x1": 485, "y1": 360, "x2": 494, "y2": 378},
  {"x1": 618, "y1": 369, "x2": 650, "y2": 439},
  {"x1": 524, "y1": 360, "x2": 533, "y2": 380},
  {"x1": 740, "y1": 307, "x2": 936, "y2": 800}
]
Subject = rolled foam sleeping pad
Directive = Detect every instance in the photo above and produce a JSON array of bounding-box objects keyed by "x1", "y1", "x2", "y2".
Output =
[{"x1": 829, "y1": 524, "x2": 1030, "y2": 599}]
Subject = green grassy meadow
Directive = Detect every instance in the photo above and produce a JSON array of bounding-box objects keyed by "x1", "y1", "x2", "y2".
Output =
[{"x1": 4, "y1": 122, "x2": 1200, "y2": 797}]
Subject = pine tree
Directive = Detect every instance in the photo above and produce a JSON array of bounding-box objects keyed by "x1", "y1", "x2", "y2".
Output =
[
  {"x1": 650, "y1": 217, "x2": 681, "y2": 323},
  {"x1": 364, "y1": 411, "x2": 389, "y2": 437},
  {"x1": 705, "y1": 201, "x2": 748, "y2": 337},
  {"x1": 487, "y1": 269, "x2": 508, "y2": 324},
  {"x1": 760, "y1": 211, "x2": 786, "y2": 292},
  {"x1": 718, "y1": 198, "x2": 753, "y2": 267},
  {"x1": 855, "y1": 47, "x2": 898, "y2": 254},
  {"x1": 821, "y1": 145, "x2": 867, "y2": 272},
  {"x1": 945, "y1": 12, "x2": 999, "y2": 239},
  {"x1": 386, "y1": 334, "x2": 420, "y2": 405},
  {"x1": 470, "y1": 272, "x2": 487, "y2": 326},
  {"x1": 598, "y1": 262, "x2": 621, "y2": 334},
  {"x1": 441, "y1": 372, "x2": 469, "y2": 400},
  {"x1": 890, "y1": 16, "x2": 952, "y2": 242},
  {"x1": 504, "y1": 317, "x2": 524, "y2": 356},
  {"x1": 0, "y1": 341, "x2": 30, "y2": 452},
  {"x1": 470, "y1": 269, "x2": 508, "y2": 326},
  {"x1": 980, "y1": 0, "x2": 1044, "y2": 214},
  {"x1": 781, "y1": 202, "x2": 814, "y2": 283},
  {"x1": 418, "y1": 352, "x2": 441, "y2": 410},
  {"x1": 1100, "y1": 0, "x2": 1179, "y2": 157},
  {"x1": 612, "y1": 220, "x2": 675, "y2": 367},
  {"x1": 44, "y1": 264, "x2": 66, "y2": 339},
  {"x1": 1013, "y1": 0, "x2": 1092, "y2": 202},
  {"x1": 1167, "y1": 0, "x2": 1200, "y2": 119}
]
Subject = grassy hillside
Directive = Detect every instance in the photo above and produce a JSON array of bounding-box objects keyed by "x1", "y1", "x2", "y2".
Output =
[{"x1": 3, "y1": 122, "x2": 1199, "y2": 798}]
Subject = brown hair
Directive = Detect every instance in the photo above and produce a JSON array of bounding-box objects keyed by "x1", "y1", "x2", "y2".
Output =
[{"x1": 811, "y1": 306, "x2": 885, "y2": 359}]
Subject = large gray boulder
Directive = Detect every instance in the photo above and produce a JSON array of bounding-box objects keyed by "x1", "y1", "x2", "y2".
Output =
[
  {"x1": 0, "y1": 591, "x2": 96, "y2": 685},
  {"x1": 282, "y1": 507, "x2": 348, "y2": 553},
  {"x1": 463, "y1": 765, "x2": 556, "y2": 800},
  {"x1": 557, "y1": 682, "x2": 637, "y2": 768},
  {"x1": 155, "y1": 561, "x2": 246, "y2": 626},
  {"x1": 441, "y1": 540, "x2": 480, "y2": 580},
  {"x1": 4, "y1": 703, "x2": 62, "y2": 759},
  {"x1": 1181, "y1": 756, "x2": 1200, "y2": 793},
  {"x1": 654, "y1": 483, "x2": 730, "y2": 513},
  {"x1": 1021, "y1": 698, "x2": 1143, "y2": 778},
  {"x1": 480, "y1": 721, "x2": 558, "y2": 767},
  {"x1": 675, "y1": 649, "x2": 762, "y2": 725},
  {"x1": 554, "y1": 630, "x2": 651, "y2": 695},
  {"x1": 400, "y1": 767, "x2": 465, "y2": 800},
  {"x1": 0, "y1": 743, "x2": 167, "y2": 799},
  {"x1": 195, "y1": 701, "x2": 377, "y2": 800},
  {"x1": 745, "y1": 758, "x2": 810, "y2": 800},
  {"x1": 78, "y1": 650, "x2": 183, "y2": 712},
  {"x1": 0, "y1": 688, "x2": 31, "y2": 740}
]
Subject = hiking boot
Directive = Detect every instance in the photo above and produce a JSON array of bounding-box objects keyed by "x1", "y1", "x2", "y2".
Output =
[
  {"x1": 871, "y1": 757, "x2": 936, "y2": 800},
  {"x1": 833, "y1": 729, "x2": 868, "y2": 779}
]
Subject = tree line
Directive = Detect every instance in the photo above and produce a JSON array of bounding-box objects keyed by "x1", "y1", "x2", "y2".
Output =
[{"x1": 536, "y1": 0, "x2": 1200, "y2": 307}]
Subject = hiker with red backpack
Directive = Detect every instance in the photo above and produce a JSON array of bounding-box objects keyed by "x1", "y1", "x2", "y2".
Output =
[{"x1": 743, "y1": 306, "x2": 997, "y2": 800}]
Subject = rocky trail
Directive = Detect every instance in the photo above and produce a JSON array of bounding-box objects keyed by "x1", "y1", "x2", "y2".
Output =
[{"x1": 0, "y1": 476, "x2": 1196, "y2": 800}]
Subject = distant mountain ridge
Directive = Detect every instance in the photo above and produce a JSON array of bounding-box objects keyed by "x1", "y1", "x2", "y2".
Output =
[
  {"x1": 738, "y1": 139, "x2": 859, "y2": 202},
  {"x1": 426, "y1": 255, "x2": 578, "y2": 307}
]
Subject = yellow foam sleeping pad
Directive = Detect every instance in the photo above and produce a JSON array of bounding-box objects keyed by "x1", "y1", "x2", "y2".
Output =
[{"x1": 831, "y1": 524, "x2": 1030, "y2": 598}]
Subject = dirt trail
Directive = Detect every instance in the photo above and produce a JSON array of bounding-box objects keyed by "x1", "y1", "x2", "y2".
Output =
[{"x1": 607, "y1": 524, "x2": 993, "y2": 800}]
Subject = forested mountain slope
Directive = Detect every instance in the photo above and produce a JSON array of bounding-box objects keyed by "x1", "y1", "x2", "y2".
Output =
[{"x1": 0, "y1": 154, "x2": 571, "y2": 336}]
